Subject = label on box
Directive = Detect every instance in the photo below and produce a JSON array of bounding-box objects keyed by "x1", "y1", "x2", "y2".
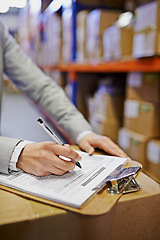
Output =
[
  {"x1": 124, "y1": 100, "x2": 139, "y2": 118},
  {"x1": 118, "y1": 129, "x2": 130, "y2": 150},
  {"x1": 127, "y1": 72, "x2": 142, "y2": 87},
  {"x1": 94, "y1": 92, "x2": 107, "y2": 116},
  {"x1": 147, "y1": 142, "x2": 160, "y2": 164},
  {"x1": 133, "y1": 33, "x2": 146, "y2": 58},
  {"x1": 134, "y1": 2, "x2": 157, "y2": 32},
  {"x1": 145, "y1": 31, "x2": 155, "y2": 56}
]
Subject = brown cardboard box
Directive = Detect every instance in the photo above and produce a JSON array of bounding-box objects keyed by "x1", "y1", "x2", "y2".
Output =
[
  {"x1": 126, "y1": 72, "x2": 160, "y2": 103},
  {"x1": 86, "y1": 9, "x2": 121, "y2": 60},
  {"x1": 62, "y1": 9, "x2": 72, "y2": 62},
  {"x1": 133, "y1": 1, "x2": 160, "y2": 58},
  {"x1": 124, "y1": 99, "x2": 160, "y2": 137},
  {"x1": 34, "y1": 13, "x2": 62, "y2": 66},
  {"x1": 68, "y1": 173, "x2": 160, "y2": 240},
  {"x1": 103, "y1": 25, "x2": 133, "y2": 61},
  {"x1": 0, "y1": 189, "x2": 71, "y2": 240},
  {"x1": 90, "y1": 114, "x2": 121, "y2": 142},
  {"x1": 94, "y1": 91, "x2": 124, "y2": 119},
  {"x1": 77, "y1": 10, "x2": 89, "y2": 62},
  {"x1": 118, "y1": 127, "x2": 149, "y2": 166},
  {"x1": 0, "y1": 147, "x2": 160, "y2": 240},
  {"x1": 145, "y1": 138, "x2": 160, "y2": 183}
]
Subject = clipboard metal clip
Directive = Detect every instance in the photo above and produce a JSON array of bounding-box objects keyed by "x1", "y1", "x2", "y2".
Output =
[{"x1": 105, "y1": 166, "x2": 141, "y2": 195}]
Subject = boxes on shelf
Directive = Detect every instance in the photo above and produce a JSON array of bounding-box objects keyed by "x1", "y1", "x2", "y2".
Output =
[
  {"x1": 88, "y1": 77, "x2": 125, "y2": 120},
  {"x1": 77, "y1": 10, "x2": 89, "y2": 63},
  {"x1": 118, "y1": 127, "x2": 149, "y2": 166},
  {"x1": 34, "y1": 13, "x2": 62, "y2": 66},
  {"x1": 133, "y1": 1, "x2": 160, "y2": 58},
  {"x1": 66, "y1": 73, "x2": 99, "y2": 118},
  {"x1": 62, "y1": 8, "x2": 73, "y2": 62},
  {"x1": 90, "y1": 114, "x2": 121, "y2": 143},
  {"x1": 93, "y1": 91, "x2": 124, "y2": 120},
  {"x1": 126, "y1": 72, "x2": 160, "y2": 103},
  {"x1": 146, "y1": 139, "x2": 160, "y2": 183},
  {"x1": 103, "y1": 24, "x2": 133, "y2": 61},
  {"x1": 88, "y1": 77, "x2": 125, "y2": 142},
  {"x1": 124, "y1": 99, "x2": 160, "y2": 137},
  {"x1": 86, "y1": 9, "x2": 121, "y2": 61}
]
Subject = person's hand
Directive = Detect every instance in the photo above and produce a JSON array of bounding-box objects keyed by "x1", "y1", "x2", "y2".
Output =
[
  {"x1": 17, "y1": 142, "x2": 81, "y2": 177},
  {"x1": 78, "y1": 132, "x2": 127, "y2": 158}
]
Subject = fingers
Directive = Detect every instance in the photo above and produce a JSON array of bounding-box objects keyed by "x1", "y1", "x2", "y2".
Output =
[
  {"x1": 44, "y1": 142, "x2": 81, "y2": 162},
  {"x1": 96, "y1": 136, "x2": 127, "y2": 158},
  {"x1": 78, "y1": 133, "x2": 127, "y2": 158},
  {"x1": 78, "y1": 139, "x2": 95, "y2": 155},
  {"x1": 34, "y1": 160, "x2": 72, "y2": 177},
  {"x1": 17, "y1": 142, "x2": 81, "y2": 177}
]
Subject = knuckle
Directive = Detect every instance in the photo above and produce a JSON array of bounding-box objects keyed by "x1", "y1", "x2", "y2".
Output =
[
  {"x1": 39, "y1": 149, "x2": 47, "y2": 160},
  {"x1": 65, "y1": 147, "x2": 73, "y2": 155},
  {"x1": 55, "y1": 169, "x2": 66, "y2": 176},
  {"x1": 104, "y1": 136, "x2": 110, "y2": 140},
  {"x1": 42, "y1": 141, "x2": 56, "y2": 150}
]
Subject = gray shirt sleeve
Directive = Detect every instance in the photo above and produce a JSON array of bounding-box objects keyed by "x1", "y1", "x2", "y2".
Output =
[{"x1": 0, "y1": 22, "x2": 93, "y2": 174}]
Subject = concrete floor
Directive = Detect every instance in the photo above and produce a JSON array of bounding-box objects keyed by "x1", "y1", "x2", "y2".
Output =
[{"x1": 1, "y1": 91, "x2": 63, "y2": 143}]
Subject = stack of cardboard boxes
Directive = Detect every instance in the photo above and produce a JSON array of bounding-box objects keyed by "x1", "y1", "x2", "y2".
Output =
[
  {"x1": 62, "y1": 8, "x2": 73, "y2": 62},
  {"x1": 34, "y1": 12, "x2": 62, "y2": 66},
  {"x1": 88, "y1": 77, "x2": 125, "y2": 142},
  {"x1": 103, "y1": 24, "x2": 133, "y2": 61},
  {"x1": 85, "y1": 9, "x2": 121, "y2": 61},
  {"x1": 133, "y1": 1, "x2": 160, "y2": 58},
  {"x1": 118, "y1": 72, "x2": 160, "y2": 183},
  {"x1": 76, "y1": 11, "x2": 89, "y2": 63}
]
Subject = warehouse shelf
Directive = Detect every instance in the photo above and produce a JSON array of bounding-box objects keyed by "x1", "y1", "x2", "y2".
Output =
[{"x1": 40, "y1": 57, "x2": 160, "y2": 73}]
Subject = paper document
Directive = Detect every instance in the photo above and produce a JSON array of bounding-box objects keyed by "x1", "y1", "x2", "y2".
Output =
[{"x1": 0, "y1": 151, "x2": 127, "y2": 208}]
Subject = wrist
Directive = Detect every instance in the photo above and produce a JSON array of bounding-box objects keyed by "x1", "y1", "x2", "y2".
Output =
[{"x1": 76, "y1": 130, "x2": 93, "y2": 144}]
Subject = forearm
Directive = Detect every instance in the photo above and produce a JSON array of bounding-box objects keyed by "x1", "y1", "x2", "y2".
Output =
[{"x1": 3, "y1": 23, "x2": 92, "y2": 141}]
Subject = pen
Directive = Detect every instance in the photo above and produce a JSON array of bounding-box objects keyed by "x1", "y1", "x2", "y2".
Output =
[{"x1": 37, "y1": 118, "x2": 82, "y2": 169}]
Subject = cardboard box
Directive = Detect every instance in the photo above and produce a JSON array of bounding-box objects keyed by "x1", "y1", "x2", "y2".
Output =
[
  {"x1": 145, "y1": 138, "x2": 160, "y2": 183},
  {"x1": 0, "y1": 189, "x2": 71, "y2": 240},
  {"x1": 103, "y1": 25, "x2": 133, "y2": 61},
  {"x1": 68, "y1": 172, "x2": 160, "y2": 240},
  {"x1": 90, "y1": 114, "x2": 121, "y2": 142},
  {"x1": 126, "y1": 72, "x2": 160, "y2": 103},
  {"x1": 62, "y1": 9, "x2": 72, "y2": 62},
  {"x1": 76, "y1": 10, "x2": 89, "y2": 62},
  {"x1": 34, "y1": 13, "x2": 62, "y2": 66},
  {"x1": 0, "y1": 147, "x2": 160, "y2": 240},
  {"x1": 124, "y1": 99, "x2": 160, "y2": 137},
  {"x1": 133, "y1": 1, "x2": 160, "y2": 58},
  {"x1": 118, "y1": 127, "x2": 149, "y2": 166},
  {"x1": 65, "y1": 73, "x2": 99, "y2": 118},
  {"x1": 94, "y1": 91, "x2": 124, "y2": 119},
  {"x1": 86, "y1": 9, "x2": 121, "y2": 60}
]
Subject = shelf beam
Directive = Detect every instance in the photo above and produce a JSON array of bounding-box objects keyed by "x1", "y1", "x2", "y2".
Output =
[{"x1": 40, "y1": 58, "x2": 160, "y2": 73}]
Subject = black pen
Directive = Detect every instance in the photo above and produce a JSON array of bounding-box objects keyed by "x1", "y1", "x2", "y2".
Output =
[{"x1": 37, "y1": 118, "x2": 82, "y2": 169}]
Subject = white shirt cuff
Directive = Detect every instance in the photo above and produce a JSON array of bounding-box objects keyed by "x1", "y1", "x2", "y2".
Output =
[
  {"x1": 76, "y1": 130, "x2": 93, "y2": 144},
  {"x1": 9, "y1": 141, "x2": 32, "y2": 171}
]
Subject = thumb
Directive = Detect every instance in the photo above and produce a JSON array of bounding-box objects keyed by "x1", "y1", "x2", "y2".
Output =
[{"x1": 79, "y1": 141, "x2": 95, "y2": 155}]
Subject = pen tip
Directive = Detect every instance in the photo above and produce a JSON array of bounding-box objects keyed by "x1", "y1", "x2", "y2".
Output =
[
  {"x1": 76, "y1": 162, "x2": 82, "y2": 168},
  {"x1": 37, "y1": 118, "x2": 43, "y2": 124}
]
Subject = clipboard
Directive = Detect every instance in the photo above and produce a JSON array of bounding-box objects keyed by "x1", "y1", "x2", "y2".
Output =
[{"x1": 0, "y1": 162, "x2": 141, "y2": 216}]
